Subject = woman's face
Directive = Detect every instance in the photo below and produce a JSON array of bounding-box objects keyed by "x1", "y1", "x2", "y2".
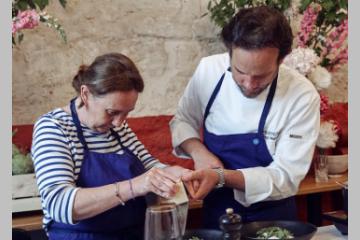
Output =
[{"x1": 83, "y1": 89, "x2": 138, "y2": 133}]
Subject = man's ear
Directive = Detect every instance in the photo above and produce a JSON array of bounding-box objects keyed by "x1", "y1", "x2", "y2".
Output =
[{"x1": 80, "y1": 85, "x2": 91, "y2": 107}]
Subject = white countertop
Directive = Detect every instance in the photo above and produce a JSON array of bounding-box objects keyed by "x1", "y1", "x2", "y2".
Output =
[{"x1": 313, "y1": 225, "x2": 347, "y2": 240}]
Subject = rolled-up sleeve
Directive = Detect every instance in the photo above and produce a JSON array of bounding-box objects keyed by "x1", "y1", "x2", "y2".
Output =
[
  {"x1": 234, "y1": 90, "x2": 320, "y2": 206},
  {"x1": 170, "y1": 60, "x2": 206, "y2": 159}
]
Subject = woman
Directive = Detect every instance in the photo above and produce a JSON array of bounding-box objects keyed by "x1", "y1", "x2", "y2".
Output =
[{"x1": 31, "y1": 53, "x2": 190, "y2": 240}]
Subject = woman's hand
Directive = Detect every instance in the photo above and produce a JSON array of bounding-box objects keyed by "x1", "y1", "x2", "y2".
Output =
[
  {"x1": 162, "y1": 165, "x2": 199, "y2": 198},
  {"x1": 132, "y1": 167, "x2": 179, "y2": 198}
]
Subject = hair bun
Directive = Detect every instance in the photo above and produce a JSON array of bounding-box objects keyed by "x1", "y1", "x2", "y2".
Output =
[
  {"x1": 78, "y1": 64, "x2": 88, "y2": 74},
  {"x1": 72, "y1": 64, "x2": 89, "y2": 93}
]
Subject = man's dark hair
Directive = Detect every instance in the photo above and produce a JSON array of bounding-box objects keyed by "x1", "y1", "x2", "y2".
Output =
[{"x1": 221, "y1": 6, "x2": 293, "y2": 61}]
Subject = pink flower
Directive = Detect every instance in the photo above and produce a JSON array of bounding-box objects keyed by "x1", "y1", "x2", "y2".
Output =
[
  {"x1": 297, "y1": 3, "x2": 321, "y2": 47},
  {"x1": 12, "y1": 9, "x2": 40, "y2": 35}
]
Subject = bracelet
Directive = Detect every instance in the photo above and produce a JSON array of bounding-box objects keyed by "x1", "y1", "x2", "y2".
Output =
[
  {"x1": 129, "y1": 179, "x2": 135, "y2": 200},
  {"x1": 114, "y1": 182, "x2": 125, "y2": 206}
]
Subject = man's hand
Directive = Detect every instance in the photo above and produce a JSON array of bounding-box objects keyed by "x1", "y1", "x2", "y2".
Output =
[{"x1": 181, "y1": 169, "x2": 220, "y2": 200}]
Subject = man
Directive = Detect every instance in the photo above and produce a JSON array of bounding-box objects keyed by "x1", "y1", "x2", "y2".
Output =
[{"x1": 170, "y1": 6, "x2": 320, "y2": 228}]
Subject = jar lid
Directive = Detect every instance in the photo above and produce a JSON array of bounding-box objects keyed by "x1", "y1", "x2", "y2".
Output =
[{"x1": 219, "y1": 208, "x2": 242, "y2": 225}]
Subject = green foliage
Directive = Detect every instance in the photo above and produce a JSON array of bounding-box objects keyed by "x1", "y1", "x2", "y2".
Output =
[
  {"x1": 12, "y1": 144, "x2": 34, "y2": 175},
  {"x1": 12, "y1": 130, "x2": 34, "y2": 175},
  {"x1": 207, "y1": 0, "x2": 292, "y2": 28}
]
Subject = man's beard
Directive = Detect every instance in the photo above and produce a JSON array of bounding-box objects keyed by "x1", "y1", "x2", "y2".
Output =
[{"x1": 236, "y1": 82, "x2": 269, "y2": 98}]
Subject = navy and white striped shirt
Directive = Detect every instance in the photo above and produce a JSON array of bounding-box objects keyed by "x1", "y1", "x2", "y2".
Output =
[{"x1": 31, "y1": 108, "x2": 166, "y2": 233}]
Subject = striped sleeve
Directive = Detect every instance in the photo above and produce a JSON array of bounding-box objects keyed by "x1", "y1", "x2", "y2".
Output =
[
  {"x1": 31, "y1": 115, "x2": 79, "y2": 225},
  {"x1": 120, "y1": 121, "x2": 167, "y2": 170}
]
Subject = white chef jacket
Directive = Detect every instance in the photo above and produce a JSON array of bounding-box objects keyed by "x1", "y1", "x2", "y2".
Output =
[{"x1": 170, "y1": 52, "x2": 320, "y2": 206}]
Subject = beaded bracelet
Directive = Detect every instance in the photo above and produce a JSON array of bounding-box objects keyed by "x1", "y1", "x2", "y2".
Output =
[{"x1": 114, "y1": 182, "x2": 125, "y2": 206}]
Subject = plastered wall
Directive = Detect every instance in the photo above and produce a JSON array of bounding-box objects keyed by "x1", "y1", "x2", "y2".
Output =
[{"x1": 12, "y1": 0, "x2": 347, "y2": 124}]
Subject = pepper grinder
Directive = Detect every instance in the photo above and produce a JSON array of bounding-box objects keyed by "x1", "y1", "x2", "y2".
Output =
[{"x1": 219, "y1": 208, "x2": 242, "y2": 240}]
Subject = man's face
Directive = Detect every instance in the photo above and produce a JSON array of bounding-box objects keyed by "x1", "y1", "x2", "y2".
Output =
[{"x1": 231, "y1": 47, "x2": 281, "y2": 98}]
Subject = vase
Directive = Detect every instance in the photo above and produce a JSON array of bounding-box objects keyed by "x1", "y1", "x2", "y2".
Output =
[
  {"x1": 327, "y1": 154, "x2": 348, "y2": 175},
  {"x1": 314, "y1": 153, "x2": 329, "y2": 183}
]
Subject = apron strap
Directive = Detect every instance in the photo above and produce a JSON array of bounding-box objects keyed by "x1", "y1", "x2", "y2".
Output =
[
  {"x1": 110, "y1": 128, "x2": 134, "y2": 156},
  {"x1": 70, "y1": 97, "x2": 89, "y2": 150},
  {"x1": 258, "y1": 74, "x2": 278, "y2": 134},
  {"x1": 203, "y1": 68, "x2": 278, "y2": 136},
  {"x1": 203, "y1": 67, "x2": 231, "y2": 125}
]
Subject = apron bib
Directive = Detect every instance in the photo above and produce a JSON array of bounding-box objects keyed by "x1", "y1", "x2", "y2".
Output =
[
  {"x1": 48, "y1": 98, "x2": 146, "y2": 240},
  {"x1": 202, "y1": 68, "x2": 297, "y2": 229}
]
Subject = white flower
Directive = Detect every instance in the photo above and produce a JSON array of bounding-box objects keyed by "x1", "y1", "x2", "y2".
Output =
[
  {"x1": 316, "y1": 121, "x2": 339, "y2": 149},
  {"x1": 283, "y1": 47, "x2": 320, "y2": 76},
  {"x1": 308, "y1": 65, "x2": 332, "y2": 90}
]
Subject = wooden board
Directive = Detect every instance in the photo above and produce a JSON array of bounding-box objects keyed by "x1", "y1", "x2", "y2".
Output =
[{"x1": 12, "y1": 173, "x2": 39, "y2": 198}]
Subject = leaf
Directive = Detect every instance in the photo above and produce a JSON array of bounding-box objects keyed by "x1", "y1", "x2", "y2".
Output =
[
  {"x1": 26, "y1": 0, "x2": 37, "y2": 9},
  {"x1": 207, "y1": 0, "x2": 212, "y2": 10},
  {"x1": 299, "y1": 0, "x2": 312, "y2": 13},
  {"x1": 58, "y1": 0, "x2": 67, "y2": 8},
  {"x1": 17, "y1": 0, "x2": 29, "y2": 11},
  {"x1": 325, "y1": 12, "x2": 337, "y2": 23},
  {"x1": 32, "y1": 0, "x2": 44, "y2": 10},
  {"x1": 339, "y1": 0, "x2": 348, "y2": 10},
  {"x1": 321, "y1": 0, "x2": 334, "y2": 12}
]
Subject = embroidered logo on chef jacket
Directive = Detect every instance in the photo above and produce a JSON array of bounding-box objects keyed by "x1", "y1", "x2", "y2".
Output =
[
  {"x1": 264, "y1": 130, "x2": 279, "y2": 140},
  {"x1": 289, "y1": 134, "x2": 303, "y2": 139}
]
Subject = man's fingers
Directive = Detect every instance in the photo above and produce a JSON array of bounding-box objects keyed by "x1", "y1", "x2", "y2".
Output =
[
  {"x1": 181, "y1": 170, "x2": 201, "y2": 182},
  {"x1": 193, "y1": 181, "x2": 212, "y2": 200},
  {"x1": 193, "y1": 180, "x2": 200, "y2": 192},
  {"x1": 183, "y1": 181, "x2": 196, "y2": 199}
]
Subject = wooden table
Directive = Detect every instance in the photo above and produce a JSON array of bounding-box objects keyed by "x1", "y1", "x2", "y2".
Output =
[
  {"x1": 298, "y1": 173, "x2": 347, "y2": 226},
  {"x1": 12, "y1": 172, "x2": 347, "y2": 231}
]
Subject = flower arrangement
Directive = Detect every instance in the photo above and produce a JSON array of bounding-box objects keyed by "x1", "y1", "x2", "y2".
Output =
[
  {"x1": 282, "y1": 47, "x2": 340, "y2": 150},
  {"x1": 12, "y1": 0, "x2": 67, "y2": 45},
  {"x1": 297, "y1": 0, "x2": 348, "y2": 72}
]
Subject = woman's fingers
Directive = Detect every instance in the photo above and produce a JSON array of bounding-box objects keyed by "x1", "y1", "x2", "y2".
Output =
[{"x1": 147, "y1": 168, "x2": 179, "y2": 197}]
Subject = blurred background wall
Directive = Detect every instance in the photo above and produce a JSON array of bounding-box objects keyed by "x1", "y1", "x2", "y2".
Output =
[{"x1": 12, "y1": 0, "x2": 347, "y2": 124}]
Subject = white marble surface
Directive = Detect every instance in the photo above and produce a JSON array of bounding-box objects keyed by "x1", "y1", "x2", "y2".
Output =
[{"x1": 313, "y1": 225, "x2": 348, "y2": 240}]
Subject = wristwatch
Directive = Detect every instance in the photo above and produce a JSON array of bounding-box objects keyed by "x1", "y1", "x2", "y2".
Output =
[{"x1": 212, "y1": 167, "x2": 225, "y2": 188}]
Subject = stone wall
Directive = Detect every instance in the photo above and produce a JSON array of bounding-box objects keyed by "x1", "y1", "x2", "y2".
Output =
[{"x1": 12, "y1": 0, "x2": 347, "y2": 125}]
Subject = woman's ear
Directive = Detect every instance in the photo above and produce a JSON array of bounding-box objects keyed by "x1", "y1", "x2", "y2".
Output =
[{"x1": 80, "y1": 85, "x2": 91, "y2": 107}]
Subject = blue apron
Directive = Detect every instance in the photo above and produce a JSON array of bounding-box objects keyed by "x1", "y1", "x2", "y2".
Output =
[
  {"x1": 202, "y1": 68, "x2": 297, "y2": 229},
  {"x1": 48, "y1": 98, "x2": 147, "y2": 240}
]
